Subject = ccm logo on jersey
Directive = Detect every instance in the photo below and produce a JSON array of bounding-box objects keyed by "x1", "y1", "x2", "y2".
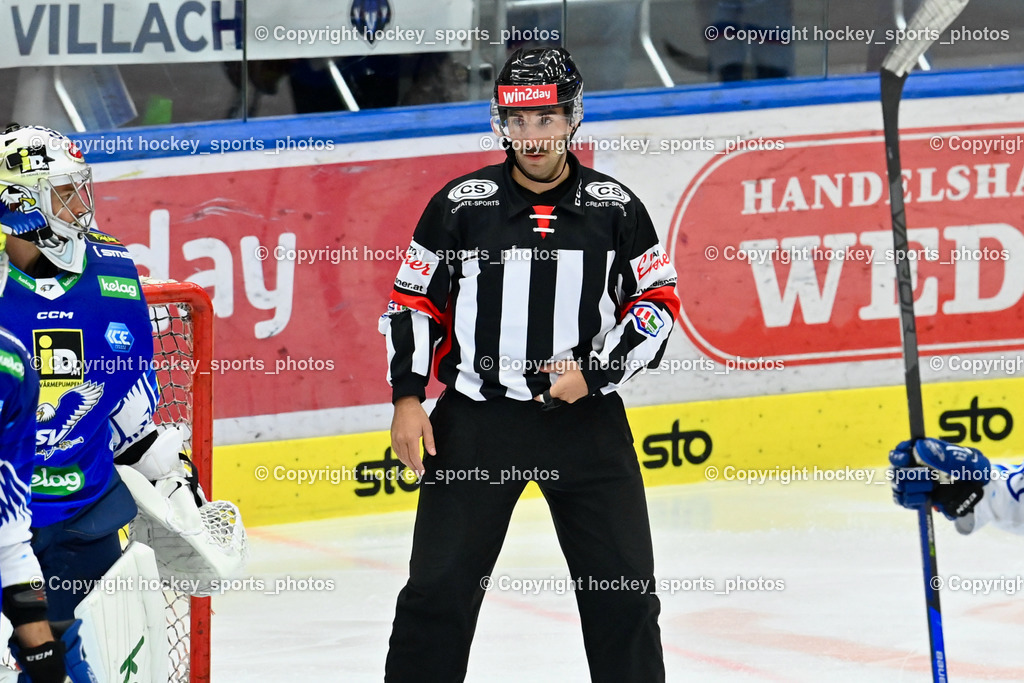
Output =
[
  {"x1": 448, "y1": 179, "x2": 499, "y2": 203},
  {"x1": 37, "y1": 311, "x2": 73, "y2": 320},
  {"x1": 585, "y1": 182, "x2": 630, "y2": 204}
]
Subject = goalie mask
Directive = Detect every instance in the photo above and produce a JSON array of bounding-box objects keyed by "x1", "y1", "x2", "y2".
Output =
[{"x1": 0, "y1": 123, "x2": 94, "y2": 274}]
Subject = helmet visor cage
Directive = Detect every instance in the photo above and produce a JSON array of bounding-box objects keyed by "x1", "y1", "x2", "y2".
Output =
[
  {"x1": 490, "y1": 92, "x2": 583, "y2": 140},
  {"x1": 41, "y1": 168, "x2": 94, "y2": 234},
  {"x1": 498, "y1": 112, "x2": 573, "y2": 139}
]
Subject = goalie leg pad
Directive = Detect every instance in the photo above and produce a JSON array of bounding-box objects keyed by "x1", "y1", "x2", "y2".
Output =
[{"x1": 72, "y1": 543, "x2": 168, "y2": 683}]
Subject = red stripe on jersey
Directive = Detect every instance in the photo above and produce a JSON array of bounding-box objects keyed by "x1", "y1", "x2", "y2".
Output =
[
  {"x1": 622, "y1": 285, "x2": 681, "y2": 321},
  {"x1": 390, "y1": 290, "x2": 445, "y2": 325},
  {"x1": 432, "y1": 309, "x2": 454, "y2": 381}
]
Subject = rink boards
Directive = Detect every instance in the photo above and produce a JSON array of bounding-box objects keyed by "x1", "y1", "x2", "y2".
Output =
[{"x1": 215, "y1": 376, "x2": 1024, "y2": 526}]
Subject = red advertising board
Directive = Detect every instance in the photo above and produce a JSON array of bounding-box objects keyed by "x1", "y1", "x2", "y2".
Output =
[
  {"x1": 98, "y1": 149, "x2": 602, "y2": 419},
  {"x1": 669, "y1": 124, "x2": 1024, "y2": 364}
]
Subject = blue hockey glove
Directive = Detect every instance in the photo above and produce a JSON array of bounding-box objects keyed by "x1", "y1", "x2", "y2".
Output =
[
  {"x1": 889, "y1": 438, "x2": 991, "y2": 519},
  {"x1": 12, "y1": 619, "x2": 98, "y2": 683}
]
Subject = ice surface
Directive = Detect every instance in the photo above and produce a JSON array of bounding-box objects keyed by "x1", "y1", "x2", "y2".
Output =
[{"x1": 213, "y1": 475, "x2": 1024, "y2": 681}]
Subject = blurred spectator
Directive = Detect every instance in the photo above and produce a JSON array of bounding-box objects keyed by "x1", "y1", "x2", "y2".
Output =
[
  {"x1": 225, "y1": 54, "x2": 465, "y2": 116},
  {"x1": 507, "y1": 0, "x2": 641, "y2": 92},
  {"x1": 701, "y1": 0, "x2": 794, "y2": 81}
]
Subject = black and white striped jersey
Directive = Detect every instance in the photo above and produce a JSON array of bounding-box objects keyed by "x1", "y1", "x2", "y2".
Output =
[{"x1": 379, "y1": 153, "x2": 679, "y2": 403}]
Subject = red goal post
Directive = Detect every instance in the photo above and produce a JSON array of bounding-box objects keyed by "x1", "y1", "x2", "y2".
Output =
[{"x1": 140, "y1": 277, "x2": 214, "y2": 683}]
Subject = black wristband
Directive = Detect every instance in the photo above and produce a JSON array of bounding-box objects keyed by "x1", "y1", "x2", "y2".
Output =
[
  {"x1": 17, "y1": 639, "x2": 66, "y2": 683},
  {"x1": 2, "y1": 583, "x2": 49, "y2": 628},
  {"x1": 932, "y1": 480, "x2": 985, "y2": 518}
]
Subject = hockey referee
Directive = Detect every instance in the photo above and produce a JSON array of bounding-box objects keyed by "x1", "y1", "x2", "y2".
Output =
[{"x1": 379, "y1": 47, "x2": 679, "y2": 682}]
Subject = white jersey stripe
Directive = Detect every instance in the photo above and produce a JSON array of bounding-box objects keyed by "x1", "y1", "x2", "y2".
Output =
[
  {"x1": 594, "y1": 251, "x2": 618, "y2": 353},
  {"x1": 552, "y1": 250, "x2": 584, "y2": 356},
  {"x1": 498, "y1": 251, "x2": 533, "y2": 399},
  {"x1": 453, "y1": 259, "x2": 484, "y2": 400}
]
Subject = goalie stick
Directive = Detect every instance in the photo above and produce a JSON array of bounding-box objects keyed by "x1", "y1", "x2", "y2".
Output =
[{"x1": 879, "y1": 1, "x2": 969, "y2": 681}]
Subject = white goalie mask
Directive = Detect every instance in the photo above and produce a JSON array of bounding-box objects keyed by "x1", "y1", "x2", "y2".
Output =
[{"x1": 0, "y1": 124, "x2": 94, "y2": 274}]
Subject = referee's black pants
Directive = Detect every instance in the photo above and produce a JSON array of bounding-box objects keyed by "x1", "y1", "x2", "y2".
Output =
[{"x1": 385, "y1": 390, "x2": 665, "y2": 683}]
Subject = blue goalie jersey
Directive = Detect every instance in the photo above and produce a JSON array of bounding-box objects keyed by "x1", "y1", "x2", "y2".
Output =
[
  {"x1": 0, "y1": 231, "x2": 157, "y2": 528},
  {"x1": 0, "y1": 327, "x2": 38, "y2": 538}
]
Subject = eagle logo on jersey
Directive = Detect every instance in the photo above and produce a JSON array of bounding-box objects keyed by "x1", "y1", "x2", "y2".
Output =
[{"x1": 36, "y1": 380, "x2": 104, "y2": 459}]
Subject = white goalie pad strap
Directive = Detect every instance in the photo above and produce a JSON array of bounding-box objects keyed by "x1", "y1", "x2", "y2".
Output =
[
  {"x1": 117, "y1": 466, "x2": 249, "y2": 597},
  {"x1": 129, "y1": 427, "x2": 187, "y2": 481},
  {"x1": 73, "y1": 542, "x2": 169, "y2": 683}
]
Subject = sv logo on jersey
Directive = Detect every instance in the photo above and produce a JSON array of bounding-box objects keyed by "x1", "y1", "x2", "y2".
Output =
[{"x1": 36, "y1": 380, "x2": 103, "y2": 459}]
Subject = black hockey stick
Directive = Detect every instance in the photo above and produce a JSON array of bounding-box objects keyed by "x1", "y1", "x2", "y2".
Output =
[{"x1": 879, "y1": 1, "x2": 968, "y2": 681}]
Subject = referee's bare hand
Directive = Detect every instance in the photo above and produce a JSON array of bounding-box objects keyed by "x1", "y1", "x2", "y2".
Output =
[
  {"x1": 535, "y1": 360, "x2": 588, "y2": 405},
  {"x1": 391, "y1": 396, "x2": 436, "y2": 475}
]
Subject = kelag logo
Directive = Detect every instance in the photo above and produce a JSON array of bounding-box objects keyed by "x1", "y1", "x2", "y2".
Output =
[
  {"x1": 939, "y1": 397, "x2": 1013, "y2": 443},
  {"x1": 641, "y1": 420, "x2": 712, "y2": 469},
  {"x1": 98, "y1": 276, "x2": 139, "y2": 300},
  {"x1": 669, "y1": 124, "x2": 1024, "y2": 365}
]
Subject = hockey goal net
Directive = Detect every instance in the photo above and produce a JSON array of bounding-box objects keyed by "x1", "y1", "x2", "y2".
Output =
[{"x1": 141, "y1": 278, "x2": 214, "y2": 683}]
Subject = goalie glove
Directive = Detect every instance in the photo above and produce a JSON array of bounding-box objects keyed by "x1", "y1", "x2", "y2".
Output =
[
  {"x1": 118, "y1": 465, "x2": 248, "y2": 596},
  {"x1": 10, "y1": 620, "x2": 97, "y2": 683},
  {"x1": 115, "y1": 427, "x2": 206, "y2": 507}
]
